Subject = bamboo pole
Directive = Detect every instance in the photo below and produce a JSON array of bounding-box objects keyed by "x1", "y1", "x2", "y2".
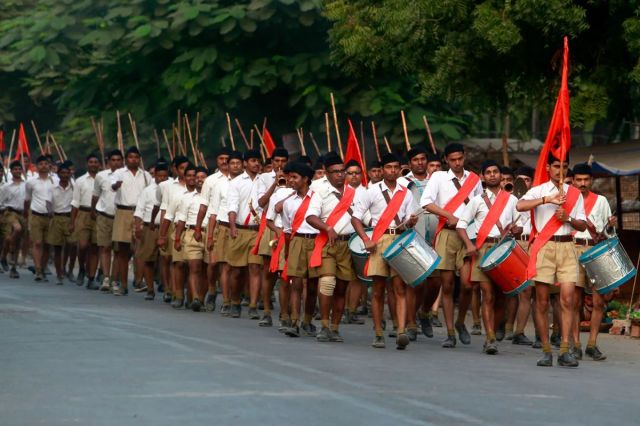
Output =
[
  {"x1": 383, "y1": 136, "x2": 392, "y2": 154},
  {"x1": 153, "y1": 129, "x2": 161, "y2": 159},
  {"x1": 422, "y1": 115, "x2": 437, "y2": 154},
  {"x1": 91, "y1": 117, "x2": 106, "y2": 168},
  {"x1": 250, "y1": 129, "x2": 254, "y2": 149},
  {"x1": 324, "y1": 112, "x2": 332, "y2": 152},
  {"x1": 253, "y1": 124, "x2": 271, "y2": 157},
  {"x1": 127, "y1": 113, "x2": 144, "y2": 169},
  {"x1": 259, "y1": 143, "x2": 266, "y2": 162},
  {"x1": 370, "y1": 122, "x2": 382, "y2": 161},
  {"x1": 7, "y1": 129, "x2": 16, "y2": 167},
  {"x1": 116, "y1": 110, "x2": 124, "y2": 153},
  {"x1": 162, "y1": 129, "x2": 174, "y2": 162},
  {"x1": 195, "y1": 112, "x2": 200, "y2": 148},
  {"x1": 50, "y1": 132, "x2": 64, "y2": 162},
  {"x1": 400, "y1": 110, "x2": 411, "y2": 151},
  {"x1": 184, "y1": 114, "x2": 199, "y2": 166},
  {"x1": 199, "y1": 151, "x2": 207, "y2": 169},
  {"x1": 173, "y1": 125, "x2": 185, "y2": 155},
  {"x1": 330, "y1": 93, "x2": 343, "y2": 158},
  {"x1": 226, "y1": 113, "x2": 236, "y2": 151},
  {"x1": 296, "y1": 128, "x2": 306, "y2": 156},
  {"x1": 30, "y1": 121, "x2": 45, "y2": 155},
  {"x1": 50, "y1": 134, "x2": 66, "y2": 160},
  {"x1": 308, "y1": 132, "x2": 321, "y2": 156},
  {"x1": 234, "y1": 118, "x2": 251, "y2": 149},
  {"x1": 359, "y1": 121, "x2": 367, "y2": 171}
]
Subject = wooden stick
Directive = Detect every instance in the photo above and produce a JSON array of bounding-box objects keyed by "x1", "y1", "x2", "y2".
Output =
[
  {"x1": 184, "y1": 114, "x2": 199, "y2": 166},
  {"x1": 400, "y1": 110, "x2": 411, "y2": 151},
  {"x1": 253, "y1": 124, "x2": 271, "y2": 157},
  {"x1": 360, "y1": 121, "x2": 367, "y2": 171},
  {"x1": 50, "y1": 131, "x2": 64, "y2": 162},
  {"x1": 153, "y1": 129, "x2": 161, "y2": 159},
  {"x1": 162, "y1": 129, "x2": 174, "y2": 162},
  {"x1": 7, "y1": 129, "x2": 16, "y2": 165},
  {"x1": 44, "y1": 133, "x2": 50, "y2": 156},
  {"x1": 308, "y1": 132, "x2": 321, "y2": 156},
  {"x1": 296, "y1": 128, "x2": 306, "y2": 156},
  {"x1": 91, "y1": 117, "x2": 106, "y2": 168},
  {"x1": 259, "y1": 143, "x2": 266, "y2": 162},
  {"x1": 422, "y1": 115, "x2": 437, "y2": 154},
  {"x1": 262, "y1": 117, "x2": 267, "y2": 133},
  {"x1": 195, "y1": 112, "x2": 200, "y2": 148},
  {"x1": 324, "y1": 112, "x2": 332, "y2": 152},
  {"x1": 127, "y1": 113, "x2": 144, "y2": 169},
  {"x1": 250, "y1": 129, "x2": 254, "y2": 149},
  {"x1": 30, "y1": 121, "x2": 45, "y2": 155},
  {"x1": 383, "y1": 136, "x2": 392, "y2": 154},
  {"x1": 330, "y1": 93, "x2": 343, "y2": 158},
  {"x1": 199, "y1": 151, "x2": 207, "y2": 169},
  {"x1": 116, "y1": 110, "x2": 124, "y2": 153},
  {"x1": 173, "y1": 125, "x2": 185, "y2": 155},
  {"x1": 50, "y1": 134, "x2": 66, "y2": 160},
  {"x1": 226, "y1": 113, "x2": 236, "y2": 151},
  {"x1": 234, "y1": 118, "x2": 251, "y2": 149},
  {"x1": 370, "y1": 122, "x2": 382, "y2": 161}
]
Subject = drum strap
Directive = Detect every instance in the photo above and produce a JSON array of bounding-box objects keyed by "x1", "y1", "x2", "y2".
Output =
[
  {"x1": 435, "y1": 172, "x2": 480, "y2": 237},
  {"x1": 309, "y1": 186, "x2": 355, "y2": 268},
  {"x1": 382, "y1": 189, "x2": 402, "y2": 226},
  {"x1": 277, "y1": 191, "x2": 314, "y2": 279},
  {"x1": 477, "y1": 191, "x2": 510, "y2": 249},
  {"x1": 527, "y1": 185, "x2": 580, "y2": 280}
]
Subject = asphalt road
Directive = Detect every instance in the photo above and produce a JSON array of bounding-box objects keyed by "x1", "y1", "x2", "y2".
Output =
[{"x1": 1, "y1": 269, "x2": 639, "y2": 426}]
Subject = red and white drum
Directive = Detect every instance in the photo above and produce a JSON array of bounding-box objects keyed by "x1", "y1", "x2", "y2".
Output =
[{"x1": 479, "y1": 238, "x2": 532, "y2": 296}]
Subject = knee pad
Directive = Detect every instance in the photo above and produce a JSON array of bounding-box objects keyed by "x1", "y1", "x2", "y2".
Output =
[{"x1": 318, "y1": 275, "x2": 337, "y2": 296}]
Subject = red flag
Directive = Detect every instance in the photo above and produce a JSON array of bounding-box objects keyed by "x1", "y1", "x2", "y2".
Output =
[
  {"x1": 533, "y1": 37, "x2": 571, "y2": 186},
  {"x1": 14, "y1": 123, "x2": 31, "y2": 160},
  {"x1": 0, "y1": 130, "x2": 4, "y2": 152},
  {"x1": 344, "y1": 119, "x2": 368, "y2": 186},
  {"x1": 262, "y1": 128, "x2": 276, "y2": 157}
]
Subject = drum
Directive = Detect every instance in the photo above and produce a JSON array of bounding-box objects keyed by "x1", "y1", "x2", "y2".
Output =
[
  {"x1": 578, "y1": 236, "x2": 637, "y2": 295},
  {"x1": 348, "y1": 229, "x2": 374, "y2": 283},
  {"x1": 479, "y1": 238, "x2": 531, "y2": 296},
  {"x1": 382, "y1": 229, "x2": 440, "y2": 287}
]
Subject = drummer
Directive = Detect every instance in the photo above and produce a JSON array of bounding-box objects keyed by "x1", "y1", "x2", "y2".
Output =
[
  {"x1": 571, "y1": 163, "x2": 615, "y2": 361},
  {"x1": 366, "y1": 160, "x2": 383, "y2": 184},
  {"x1": 351, "y1": 152, "x2": 417, "y2": 350},
  {"x1": 516, "y1": 153, "x2": 587, "y2": 368},
  {"x1": 421, "y1": 143, "x2": 483, "y2": 348},
  {"x1": 456, "y1": 160, "x2": 520, "y2": 355}
]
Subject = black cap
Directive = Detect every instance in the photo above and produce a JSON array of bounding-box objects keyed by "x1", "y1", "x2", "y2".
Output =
[
  {"x1": 381, "y1": 152, "x2": 401, "y2": 166},
  {"x1": 345, "y1": 159, "x2": 361, "y2": 169},
  {"x1": 126, "y1": 146, "x2": 140, "y2": 156},
  {"x1": 271, "y1": 148, "x2": 289, "y2": 159},
  {"x1": 444, "y1": 143, "x2": 464, "y2": 156},
  {"x1": 514, "y1": 166, "x2": 534, "y2": 179},
  {"x1": 481, "y1": 160, "x2": 500, "y2": 174},
  {"x1": 173, "y1": 155, "x2": 189, "y2": 167},
  {"x1": 547, "y1": 152, "x2": 570, "y2": 165},
  {"x1": 573, "y1": 163, "x2": 592, "y2": 176},
  {"x1": 323, "y1": 153, "x2": 343, "y2": 168},
  {"x1": 407, "y1": 146, "x2": 428, "y2": 160},
  {"x1": 370, "y1": 160, "x2": 382, "y2": 168},
  {"x1": 228, "y1": 150, "x2": 243, "y2": 161},
  {"x1": 35, "y1": 155, "x2": 48, "y2": 163},
  {"x1": 215, "y1": 147, "x2": 231, "y2": 158},
  {"x1": 426, "y1": 152, "x2": 441, "y2": 163},
  {"x1": 243, "y1": 149, "x2": 261, "y2": 161},
  {"x1": 313, "y1": 161, "x2": 324, "y2": 171},
  {"x1": 287, "y1": 161, "x2": 314, "y2": 180},
  {"x1": 500, "y1": 166, "x2": 514, "y2": 176}
]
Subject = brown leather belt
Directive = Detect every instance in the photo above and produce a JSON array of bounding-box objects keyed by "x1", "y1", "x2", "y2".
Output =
[
  {"x1": 337, "y1": 234, "x2": 352, "y2": 241},
  {"x1": 187, "y1": 225, "x2": 198, "y2": 230},
  {"x1": 7, "y1": 207, "x2": 23, "y2": 214},
  {"x1": 79, "y1": 206, "x2": 92, "y2": 212},
  {"x1": 550, "y1": 235, "x2": 573, "y2": 242},
  {"x1": 54, "y1": 212, "x2": 71, "y2": 217},
  {"x1": 98, "y1": 210, "x2": 115, "y2": 219},
  {"x1": 116, "y1": 204, "x2": 135, "y2": 211},
  {"x1": 293, "y1": 232, "x2": 317, "y2": 239},
  {"x1": 520, "y1": 234, "x2": 530, "y2": 241},
  {"x1": 484, "y1": 237, "x2": 501, "y2": 244},
  {"x1": 218, "y1": 221, "x2": 229, "y2": 227},
  {"x1": 384, "y1": 228, "x2": 402, "y2": 235},
  {"x1": 31, "y1": 210, "x2": 49, "y2": 217},
  {"x1": 143, "y1": 221, "x2": 151, "y2": 226},
  {"x1": 233, "y1": 223, "x2": 259, "y2": 230},
  {"x1": 575, "y1": 238, "x2": 595, "y2": 246}
]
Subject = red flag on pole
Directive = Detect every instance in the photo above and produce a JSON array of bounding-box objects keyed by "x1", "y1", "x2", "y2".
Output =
[
  {"x1": 262, "y1": 128, "x2": 276, "y2": 157},
  {"x1": 533, "y1": 37, "x2": 571, "y2": 186},
  {"x1": 344, "y1": 119, "x2": 368, "y2": 186},
  {"x1": 0, "y1": 130, "x2": 5, "y2": 152},
  {"x1": 14, "y1": 123, "x2": 31, "y2": 160}
]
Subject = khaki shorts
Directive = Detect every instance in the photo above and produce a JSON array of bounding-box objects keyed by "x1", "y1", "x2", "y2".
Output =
[
  {"x1": 182, "y1": 228, "x2": 205, "y2": 261},
  {"x1": 96, "y1": 213, "x2": 114, "y2": 248},
  {"x1": 74, "y1": 210, "x2": 97, "y2": 244},
  {"x1": 226, "y1": 227, "x2": 262, "y2": 267},
  {"x1": 135, "y1": 225, "x2": 159, "y2": 262},
  {"x1": 212, "y1": 224, "x2": 229, "y2": 264},
  {"x1": 470, "y1": 243, "x2": 495, "y2": 282},
  {"x1": 112, "y1": 208, "x2": 135, "y2": 244},
  {"x1": 575, "y1": 244, "x2": 594, "y2": 288},
  {"x1": 316, "y1": 238, "x2": 356, "y2": 282},
  {"x1": 159, "y1": 222, "x2": 174, "y2": 258},
  {"x1": 257, "y1": 227, "x2": 274, "y2": 257},
  {"x1": 366, "y1": 233, "x2": 398, "y2": 278},
  {"x1": 534, "y1": 240, "x2": 579, "y2": 285},
  {"x1": 29, "y1": 212, "x2": 50, "y2": 244},
  {"x1": 203, "y1": 227, "x2": 210, "y2": 264},
  {"x1": 3, "y1": 210, "x2": 26, "y2": 236},
  {"x1": 47, "y1": 215, "x2": 72, "y2": 247},
  {"x1": 435, "y1": 228, "x2": 466, "y2": 271},
  {"x1": 170, "y1": 227, "x2": 185, "y2": 263},
  {"x1": 286, "y1": 235, "x2": 318, "y2": 279}
]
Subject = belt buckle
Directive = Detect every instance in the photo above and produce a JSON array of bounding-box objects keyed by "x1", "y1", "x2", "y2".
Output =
[{"x1": 389, "y1": 228, "x2": 397, "y2": 235}]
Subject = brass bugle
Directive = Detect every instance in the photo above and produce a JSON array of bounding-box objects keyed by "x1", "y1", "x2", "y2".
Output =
[{"x1": 504, "y1": 182, "x2": 514, "y2": 192}]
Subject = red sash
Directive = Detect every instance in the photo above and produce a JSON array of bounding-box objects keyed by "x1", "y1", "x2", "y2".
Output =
[
  {"x1": 250, "y1": 210, "x2": 268, "y2": 255},
  {"x1": 527, "y1": 185, "x2": 580, "y2": 279},
  {"x1": 309, "y1": 186, "x2": 355, "y2": 268},
  {"x1": 363, "y1": 186, "x2": 408, "y2": 276},
  {"x1": 475, "y1": 190, "x2": 510, "y2": 249},
  {"x1": 243, "y1": 213, "x2": 252, "y2": 226},
  {"x1": 583, "y1": 191, "x2": 597, "y2": 217},
  {"x1": 435, "y1": 172, "x2": 480, "y2": 236},
  {"x1": 270, "y1": 192, "x2": 313, "y2": 277}
]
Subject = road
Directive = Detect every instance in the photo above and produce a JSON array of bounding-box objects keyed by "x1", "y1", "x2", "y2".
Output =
[{"x1": 1, "y1": 269, "x2": 639, "y2": 426}]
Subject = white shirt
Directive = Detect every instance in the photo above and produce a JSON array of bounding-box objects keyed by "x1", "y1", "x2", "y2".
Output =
[
  {"x1": 208, "y1": 175, "x2": 232, "y2": 222},
  {"x1": 93, "y1": 169, "x2": 118, "y2": 215},
  {"x1": 52, "y1": 182, "x2": 74, "y2": 214},
  {"x1": 71, "y1": 173, "x2": 95, "y2": 208},
  {"x1": 266, "y1": 187, "x2": 295, "y2": 229},
  {"x1": 282, "y1": 191, "x2": 318, "y2": 235},
  {"x1": 574, "y1": 193, "x2": 612, "y2": 240},
  {"x1": 517, "y1": 211, "x2": 532, "y2": 235},
  {"x1": 457, "y1": 189, "x2": 518, "y2": 239},
  {"x1": 257, "y1": 171, "x2": 276, "y2": 195},
  {"x1": 25, "y1": 175, "x2": 55, "y2": 214},
  {"x1": 0, "y1": 180, "x2": 26, "y2": 211},
  {"x1": 158, "y1": 179, "x2": 187, "y2": 222},
  {"x1": 175, "y1": 190, "x2": 203, "y2": 226},
  {"x1": 111, "y1": 167, "x2": 151, "y2": 207},
  {"x1": 226, "y1": 171, "x2": 262, "y2": 225},
  {"x1": 420, "y1": 169, "x2": 483, "y2": 218},
  {"x1": 199, "y1": 171, "x2": 226, "y2": 207},
  {"x1": 134, "y1": 182, "x2": 159, "y2": 224},
  {"x1": 306, "y1": 181, "x2": 355, "y2": 235},
  {"x1": 521, "y1": 181, "x2": 586, "y2": 235},
  {"x1": 310, "y1": 175, "x2": 329, "y2": 192},
  {"x1": 352, "y1": 181, "x2": 414, "y2": 228}
]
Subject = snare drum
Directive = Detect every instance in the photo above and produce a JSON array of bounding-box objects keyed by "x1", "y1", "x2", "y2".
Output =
[
  {"x1": 578, "y1": 236, "x2": 637, "y2": 295},
  {"x1": 348, "y1": 229, "x2": 373, "y2": 283},
  {"x1": 479, "y1": 238, "x2": 531, "y2": 296},
  {"x1": 382, "y1": 229, "x2": 440, "y2": 287}
]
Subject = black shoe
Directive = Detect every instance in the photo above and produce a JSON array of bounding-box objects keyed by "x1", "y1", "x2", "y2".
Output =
[
  {"x1": 284, "y1": 325, "x2": 300, "y2": 338},
  {"x1": 532, "y1": 336, "x2": 542, "y2": 349},
  {"x1": 248, "y1": 307, "x2": 260, "y2": 320},
  {"x1": 56, "y1": 276, "x2": 64, "y2": 286},
  {"x1": 495, "y1": 321, "x2": 506, "y2": 341},
  {"x1": 455, "y1": 322, "x2": 471, "y2": 345},
  {"x1": 191, "y1": 299, "x2": 202, "y2": 312},
  {"x1": 356, "y1": 305, "x2": 367, "y2": 315},
  {"x1": 220, "y1": 304, "x2": 231, "y2": 316},
  {"x1": 240, "y1": 296, "x2": 249, "y2": 307},
  {"x1": 537, "y1": 352, "x2": 553, "y2": 367},
  {"x1": 205, "y1": 294, "x2": 217, "y2": 312},
  {"x1": 163, "y1": 292, "x2": 172, "y2": 303},
  {"x1": 278, "y1": 319, "x2": 291, "y2": 333},
  {"x1": 133, "y1": 282, "x2": 146, "y2": 293},
  {"x1": 28, "y1": 265, "x2": 36, "y2": 274},
  {"x1": 34, "y1": 273, "x2": 43, "y2": 282},
  {"x1": 585, "y1": 345, "x2": 607, "y2": 361},
  {"x1": 257, "y1": 301, "x2": 264, "y2": 310},
  {"x1": 442, "y1": 335, "x2": 457, "y2": 348},
  {"x1": 570, "y1": 345, "x2": 583, "y2": 361},
  {"x1": 431, "y1": 315, "x2": 443, "y2": 328},
  {"x1": 372, "y1": 335, "x2": 385, "y2": 348},
  {"x1": 86, "y1": 279, "x2": 99, "y2": 290},
  {"x1": 76, "y1": 270, "x2": 86, "y2": 286},
  {"x1": 171, "y1": 298, "x2": 184, "y2": 309},
  {"x1": 258, "y1": 314, "x2": 273, "y2": 327},
  {"x1": 184, "y1": 300, "x2": 192, "y2": 310},
  {"x1": 230, "y1": 304, "x2": 241, "y2": 318},
  {"x1": 144, "y1": 292, "x2": 155, "y2": 301},
  {"x1": 558, "y1": 352, "x2": 579, "y2": 367},
  {"x1": 483, "y1": 339, "x2": 498, "y2": 355},
  {"x1": 1, "y1": 259, "x2": 9, "y2": 272},
  {"x1": 512, "y1": 333, "x2": 533, "y2": 346},
  {"x1": 419, "y1": 313, "x2": 433, "y2": 338},
  {"x1": 550, "y1": 331, "x2": 561, "y2": 348},
  {"x1": 388, "y1": 327, "x2": 397, "y2": 338},
  {"x1": 330, "y1": 330, "x2": 344, "y2": 343},
  {"x1": 9, "y1": 268, "x2": 19, "y2": 279},
  {"x1": 316, "y1": 326, "x2": 332, "y2": 342},
  {"x1": 396, "y1": 333, "x2": 410, "y2": 350},
  {"x1": 348, "y1": 312, "x2": 365, "y2": 325},
  {"x1": 156, "y1": 283, "x2": 165, "y2": 293},
  {"x1": 407, "y1": 328, "x2": 418, "y2": 342},
  {"x1": 301, "y1": 322, "x2": 317, "y2": 337}
]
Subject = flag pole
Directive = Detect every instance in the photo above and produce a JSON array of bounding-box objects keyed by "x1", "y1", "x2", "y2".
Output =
[
  {"x1": 30, "y1": 121, "x2": 45, "y2": 155},
  {"x1": 225, "y1": 113, "x2": 236, "y2": 151},
  {"x1": 330, "y1": 93, "x2": 343, "y2": 159},
  {"x1": 371, "y1": 122, "x2": 381, "y2": 161},
  {"x1": 324, "y1": 112, "x2": 332, "y2": 152},
  {"x1": 400, "y1": 110, "x2": 411, "y2": 151},
  {"x1": 422, "y1": 115, "x2": 437, "y2": 154}
]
